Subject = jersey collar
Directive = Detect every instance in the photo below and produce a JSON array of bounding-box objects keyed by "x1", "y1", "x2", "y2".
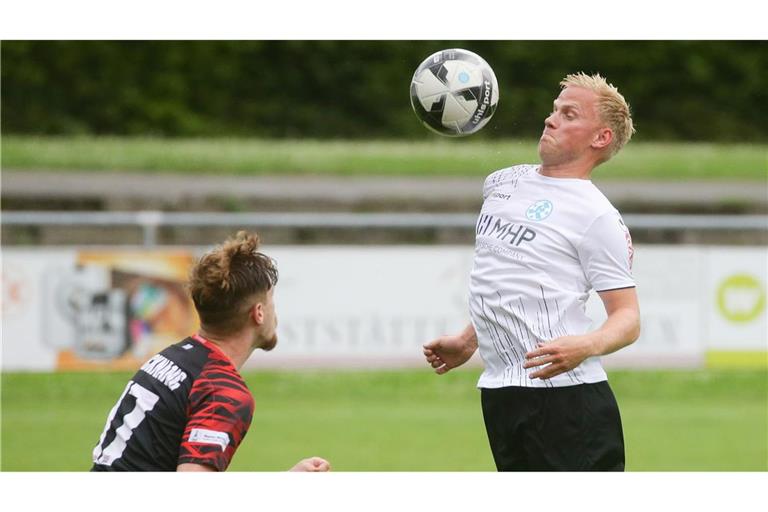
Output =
[{"x1": 191, "y1": 333, "x2": 237, "y2": 367}]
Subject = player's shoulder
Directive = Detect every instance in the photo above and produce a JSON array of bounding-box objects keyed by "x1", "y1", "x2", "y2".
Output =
[
  {"x1": 580, "y1": 182, "x2": 620, "y2": 218},
  {"x1": 578, "y1": 194, "x2": 630, "y2": 242},
  {"x1": 483, "y1": 164, "x2": 538, "y2": 197},
  {"x1": 155, "y1": 337, "x2": 212, "y2": 376},
  {"x1": 135, "y1": 337, "x2": 204, "y2": 388},
  {"x1": 164, "y1": 337, "x2": 251, "y2": 401},
  {"x1": 195, "y1": 350, "x2": 251, "y2": 398}
]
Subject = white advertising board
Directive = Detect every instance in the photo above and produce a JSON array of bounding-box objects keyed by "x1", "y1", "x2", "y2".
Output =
[
  {"x1": 2, "y1": 250, "x2": 77, "y2": 370},
  {"x1": 260, "y1": 246, "x2": 476, "y2": 368},
  {"x1": 2, "y1": 245, "x2": 766, "y2": 371}
]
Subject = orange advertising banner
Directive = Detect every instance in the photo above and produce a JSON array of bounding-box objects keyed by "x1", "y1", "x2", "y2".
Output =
[{"x1": 52, "y1": 251, "x2": 198, "y2": 371}]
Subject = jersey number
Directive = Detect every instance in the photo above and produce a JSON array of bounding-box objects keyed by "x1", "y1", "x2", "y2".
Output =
[{"x1": 92, "y1": 381, "x2": 160, "y2": 466}]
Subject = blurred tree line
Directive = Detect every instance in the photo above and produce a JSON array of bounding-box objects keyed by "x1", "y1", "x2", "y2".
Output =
[{"x1": 2, "y1": 40, "x2": 766, "y2": 141}]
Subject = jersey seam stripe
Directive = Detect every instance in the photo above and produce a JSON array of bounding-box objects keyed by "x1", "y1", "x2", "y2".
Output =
[{"x1": 595, "y1": 285, "x2": 636, "y2": 292}]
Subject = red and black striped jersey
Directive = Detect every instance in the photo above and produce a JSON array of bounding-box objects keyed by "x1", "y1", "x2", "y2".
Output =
[{"x1": 91, "y1": 335, "x2": 254, "y2": 471}]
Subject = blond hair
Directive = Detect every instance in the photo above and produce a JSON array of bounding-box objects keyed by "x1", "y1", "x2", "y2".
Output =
[
  {"x1": 188, "y1": 231, "x2": 278, "y2": 335},
  {"x1": 560, "y1": 72, "x2": 635, "y2": 159}
]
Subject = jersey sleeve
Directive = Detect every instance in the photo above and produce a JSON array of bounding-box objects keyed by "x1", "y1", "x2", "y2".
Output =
[
  {"x1": 177, "y1": 364, "x2": 254, "y2": 471},
  {"x1": 577, "y1": 210, "x2": 636, "y2": 292}
]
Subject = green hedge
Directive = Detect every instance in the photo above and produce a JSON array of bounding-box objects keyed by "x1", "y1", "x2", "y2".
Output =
[{"x1": 2, "y1": 41, "x2": 766, "y2": 141}]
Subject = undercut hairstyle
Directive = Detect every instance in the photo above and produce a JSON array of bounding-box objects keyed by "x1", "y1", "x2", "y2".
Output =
[
  {"x1": 560, "y1": 72, "x2": 636, "y2": 159},
  {"x1": 188, "y1": 231, "x2": 278, "y2": 335}
]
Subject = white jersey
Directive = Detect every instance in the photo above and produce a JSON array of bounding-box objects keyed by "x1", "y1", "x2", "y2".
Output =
[{"x1": 469, "y1": 164, "x2": 635, "y2": 389}]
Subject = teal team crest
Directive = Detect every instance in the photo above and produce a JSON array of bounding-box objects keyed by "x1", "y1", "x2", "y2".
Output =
[{"x1": 526, "y1": 200, "x2": 553, "y2": 221}]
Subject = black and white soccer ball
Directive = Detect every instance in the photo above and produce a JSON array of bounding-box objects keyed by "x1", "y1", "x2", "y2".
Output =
[{"x1": 410, "y1": 48, "x2": 499, "y2": 137}]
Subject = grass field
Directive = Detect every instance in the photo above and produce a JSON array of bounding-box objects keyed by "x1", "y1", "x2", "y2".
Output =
[
  {"x1": 2, "y1": 368, "x2": 766, "y2": 471},
  {"x1": 3, "y1": 136, "x2": 766, "y2": 180}
]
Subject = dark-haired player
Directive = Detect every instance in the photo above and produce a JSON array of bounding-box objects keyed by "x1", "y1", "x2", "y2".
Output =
[{"x1": 92, "y1": 231, "x2": 330, "y2": 472}]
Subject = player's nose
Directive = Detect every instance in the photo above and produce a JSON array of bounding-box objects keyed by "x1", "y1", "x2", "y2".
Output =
[{"x1": 544, "y1": 112, "x2": 557, "y2": 129}]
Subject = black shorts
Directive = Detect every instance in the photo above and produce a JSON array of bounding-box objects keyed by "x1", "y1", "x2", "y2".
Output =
[{"x1": 480, "y1": 381, "x2": 625, "y2": 471}]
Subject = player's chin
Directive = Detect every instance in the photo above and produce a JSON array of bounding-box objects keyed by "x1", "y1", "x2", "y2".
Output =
[{"x1": 259, "y1": 334, "x2": 278, "y2": 352}]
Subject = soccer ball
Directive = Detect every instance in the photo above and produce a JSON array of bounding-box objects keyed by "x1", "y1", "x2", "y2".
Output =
[{"x1": 410, "y1": 48, "x2": 499, "y2": 137}]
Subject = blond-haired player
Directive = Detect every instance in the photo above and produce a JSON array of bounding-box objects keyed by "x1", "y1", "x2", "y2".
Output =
[{"x1": 424, "y1": 73, "x2": 640, "y2": 471}]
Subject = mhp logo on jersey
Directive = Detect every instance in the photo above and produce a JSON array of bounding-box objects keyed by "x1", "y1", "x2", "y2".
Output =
[{"x1": 526, "y1": 200, "x2": 553, "y2": 221}]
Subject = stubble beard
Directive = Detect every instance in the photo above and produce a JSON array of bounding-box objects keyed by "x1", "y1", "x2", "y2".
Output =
[
  {"x1": 260, "y1": 333, "x2": 278, "y2": 352},
  {"x1": 538, "y1": 140, "x2": 559, "y2": 166},
  {"x1": 539, "y1": 139, "x2": 577, "y2": 168},
  {"x1": 253, "y1": 331, "x2": 278, "y2": 352}
]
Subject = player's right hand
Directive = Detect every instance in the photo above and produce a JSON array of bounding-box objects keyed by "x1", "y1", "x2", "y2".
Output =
[
  {"x1": 423, "y1": 334, "x2": 477, "y2": 375},
  {"x1": 289, "y1": 456, "x2": 331, "y2": 472}
]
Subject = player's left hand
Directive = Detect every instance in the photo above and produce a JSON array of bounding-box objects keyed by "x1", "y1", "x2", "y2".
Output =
[
  {"x1": 289, "y1": 456, "x2": 332, "y2": 472},
  {"x1": 523, "y1": 335, "x2": 596, "y2": 379}
]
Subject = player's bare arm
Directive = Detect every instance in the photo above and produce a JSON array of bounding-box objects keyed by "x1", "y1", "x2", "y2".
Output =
[
  {"x1": 524, "y1": 288, "x2": 640, "y2": 379},
  {"x1": 423, "y1": 323, "x2": 478, "y2": 374}
]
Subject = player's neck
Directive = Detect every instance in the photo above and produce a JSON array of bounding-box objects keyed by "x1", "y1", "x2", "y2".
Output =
[
  {"x1": 538, "y1": 161, "x2": 594, "y2": 180},
  {"x1": 196, "y1": 329, "x2": 253, "y2": 370},
  {"x1": 539, "y1": 152, "x2": 601, "y2": 180}
]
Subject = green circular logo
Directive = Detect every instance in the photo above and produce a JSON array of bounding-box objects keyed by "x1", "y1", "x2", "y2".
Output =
[{"x1": 717, "y1": 274, "x2": 766, "y2": 323}]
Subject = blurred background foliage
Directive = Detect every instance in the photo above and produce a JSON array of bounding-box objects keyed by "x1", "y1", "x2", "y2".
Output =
[{"x1": 2, "y1": 40, "x2": 766, "y2": 141}]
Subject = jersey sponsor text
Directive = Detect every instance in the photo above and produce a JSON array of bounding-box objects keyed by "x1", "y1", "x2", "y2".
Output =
[{"x1": 476, "y1": 213, "x2": 537, "y2": 246}]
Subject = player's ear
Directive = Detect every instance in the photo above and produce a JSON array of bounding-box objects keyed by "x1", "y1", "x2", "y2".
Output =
[
  {"x1": 251, "y1": 302, "x2": 264, "y2": 325},
  {"x1": 592, "y1": 127, "x2": 613, "y2": 150}
]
